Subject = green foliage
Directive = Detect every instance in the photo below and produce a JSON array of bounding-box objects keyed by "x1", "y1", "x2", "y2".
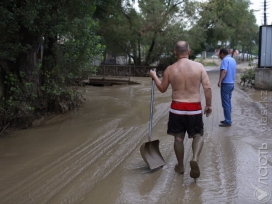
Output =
[
  {"x1": 248, "y1": 56, "x2": 255, "y2": 67},
  {"x1": 196, "y1": 0, "x2": 259, "y2": 53},
  {"x1": 240, "y1": 68, "x2": 255, "y2": 84},
  {"x1": 194, "y1": 58, "x2": 218, "y2": 66},
  {"x1": 54, "y1": 17, "x2": 105, "y2": 82},
  {"x1": 203, "y1": 61, "x2": 217, "y2": 66},
  {"x1": 0, "y1": 70, "x2": 39, "y2": 127},
  {"x1": 0, "y1": 0, "x2": 105, "y2": 129},
  {"x1": 99, "y1": 0, "x2": 199, "y2": 66}
]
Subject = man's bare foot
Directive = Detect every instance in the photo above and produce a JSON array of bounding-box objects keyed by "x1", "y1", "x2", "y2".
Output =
[
  {"x1": 190, "y1": 160, "x2": 200, "y2": 178},
  {"x1": 174, "y1": 164, "x2": 184, "y2": 174}
]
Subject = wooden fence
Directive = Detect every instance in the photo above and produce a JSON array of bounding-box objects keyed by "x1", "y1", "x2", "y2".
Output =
[{"x1": 96, "y1": 65, "x2": 157, "y2": 77}]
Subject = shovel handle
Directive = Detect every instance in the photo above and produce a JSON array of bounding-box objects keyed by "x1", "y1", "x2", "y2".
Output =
[{"x1": 149, "y1": 70, "x2": 155, "y2": 141}]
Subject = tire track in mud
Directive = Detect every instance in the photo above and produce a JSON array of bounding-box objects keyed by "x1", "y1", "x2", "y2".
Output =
[
  {"x1": 0, "y1": 103, "x2": 170, "y2": 204},
  {"x1": 49, "y1": 103, "x2": 170, "y2": 204},
  {"x1": 0, "y1": 119, "x2": 121, "y2": 203},
  {"x1": 44, "y1": 127, "x2": 135, "y2": 203}
]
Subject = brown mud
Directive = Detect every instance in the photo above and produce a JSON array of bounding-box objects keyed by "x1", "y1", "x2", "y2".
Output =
[{"x1": 0, "y1": 70, "x2": 271, "y2": 204}]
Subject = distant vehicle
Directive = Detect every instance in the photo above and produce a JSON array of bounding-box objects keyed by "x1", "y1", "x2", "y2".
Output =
[
  {"x1": 196, "y1": 54, "x2": 201, "y2": 58},
  {"x1": 211, "y1": 55, "x2": 218, "y2": 58}
]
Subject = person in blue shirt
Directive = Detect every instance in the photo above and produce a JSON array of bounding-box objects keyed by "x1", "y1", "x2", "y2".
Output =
[{"x1": 218, "y1": 48, "x2": 236, "y2": 127}]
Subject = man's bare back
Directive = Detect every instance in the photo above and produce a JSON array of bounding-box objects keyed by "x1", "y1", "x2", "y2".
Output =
[
  {"x1": 149, "y1": 41, "x2": 212, "y2": 117},
  {"x1": 166, "y1": 58, "x2": 210, "y2": 102}
]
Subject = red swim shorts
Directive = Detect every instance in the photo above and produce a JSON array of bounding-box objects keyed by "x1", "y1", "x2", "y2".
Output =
[{"x1": 167, "y1": 101, "x2": 203, "y2": 138}]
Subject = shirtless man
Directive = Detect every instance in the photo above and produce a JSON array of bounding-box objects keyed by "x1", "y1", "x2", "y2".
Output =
[{"x1": 149, "y1": 41, "x2": 212, "y2": 179}]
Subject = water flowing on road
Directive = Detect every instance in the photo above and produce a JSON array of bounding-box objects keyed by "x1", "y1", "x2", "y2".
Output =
[{"x1": 0, "y1": 70, "x2": 271, "y2": 204}]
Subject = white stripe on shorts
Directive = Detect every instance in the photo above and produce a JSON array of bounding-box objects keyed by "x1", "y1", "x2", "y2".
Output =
[{"x1": 170, "y1": 108, "x2": 202, "y2": 115}]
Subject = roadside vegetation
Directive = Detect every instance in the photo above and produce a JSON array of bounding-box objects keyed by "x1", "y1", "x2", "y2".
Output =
[
  {"x1": 195, "y1": 58, "x2": 219, "y2": 67},
  {"x1": 0, "y1": 0, "x2": 259, "y2": 132},
  {"x1": 0, "y1": 0, "x2": 105, "y2": 131},
  {"x1": 239, "y1": 68, "x2": 255, "y2": 88}
]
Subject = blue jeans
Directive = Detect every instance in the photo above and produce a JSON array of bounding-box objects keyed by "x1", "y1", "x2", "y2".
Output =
[{"x1": 221, "y1": 83, "x2": 234, "y2": 124}]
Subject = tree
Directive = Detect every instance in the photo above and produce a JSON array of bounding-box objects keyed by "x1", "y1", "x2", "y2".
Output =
[
  {"x1": 0, "y1": 0, "x2": 105, "y2": 128},
  {"x1": 99, "y1": 0, "x2": 202, "y2": 66},
  {"x1": 196, "y1": 0, "x2": 259, "y2": 54}
]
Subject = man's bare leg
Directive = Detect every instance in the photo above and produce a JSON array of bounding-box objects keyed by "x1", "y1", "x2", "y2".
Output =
[
  {"x1": 174, "y1": 133, "x2": 185, "y2": 174},
  {"x1": 190, "y1": 134, "x2": 203, "y2": 178},
  {"x1": 192, "y1": 134, "x2": 204, "y2": 162}
]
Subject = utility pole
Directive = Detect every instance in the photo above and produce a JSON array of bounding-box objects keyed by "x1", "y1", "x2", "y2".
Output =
[{"x1": 264, "y1": 0, "x2": 267, "y2": 25}]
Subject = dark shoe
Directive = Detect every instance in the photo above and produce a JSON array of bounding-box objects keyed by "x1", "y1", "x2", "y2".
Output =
[
  {"x1": 190, "y1": 160, "x2": 200, "y2": 178},
  {"x1": 219, "y1": 123, "x2": 231, "y2": 127},
  {"x1": 220, "y1": 120, "x2": 225, "y2": 123}
]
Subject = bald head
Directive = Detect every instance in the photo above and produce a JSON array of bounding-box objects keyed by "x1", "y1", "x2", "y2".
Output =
[{"x1": 174, "y1": 41, "x2": 190, "y2": 56}]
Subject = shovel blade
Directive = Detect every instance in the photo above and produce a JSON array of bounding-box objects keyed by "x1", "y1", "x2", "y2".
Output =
[{"x1": 140, "y1": 140, "x2": 165, "y2": 170}]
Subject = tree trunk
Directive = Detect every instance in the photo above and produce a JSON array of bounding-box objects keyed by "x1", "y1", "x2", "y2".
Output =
[
  {"x1": 137, "y1": 39, "x2": 141, "y2": 65},
  {"x1": 145, "y1": 38, "x2": 155, "y2": 66},
  {"x1": 41, "y1": 35, "x2": 57, "y2": 85}
]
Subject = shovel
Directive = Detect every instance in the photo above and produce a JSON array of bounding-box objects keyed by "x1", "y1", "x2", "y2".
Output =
[{"x1": 140, "y1": 78, "x2": 165, "y2": 170}]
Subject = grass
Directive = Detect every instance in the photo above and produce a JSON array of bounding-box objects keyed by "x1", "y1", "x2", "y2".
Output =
[
  {"x1": 195, "y1": 58, "x2": 219, "y2": 67},
  {"x1": 202, "y1": 61, "x2": 218, "y2": 66}
]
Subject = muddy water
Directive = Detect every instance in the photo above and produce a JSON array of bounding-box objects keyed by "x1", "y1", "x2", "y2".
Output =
[{"x1": 0, "y1": 71, "x2": 272, "y2": 204}]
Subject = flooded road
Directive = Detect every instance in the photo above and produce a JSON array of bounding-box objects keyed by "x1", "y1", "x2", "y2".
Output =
[{"x1": 0, "y1": 70, "x2": 272, "y2": 204}]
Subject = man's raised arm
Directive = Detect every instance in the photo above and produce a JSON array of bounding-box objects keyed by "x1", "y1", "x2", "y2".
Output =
[{"x1": 149, "y1": 68, "x2": 170, "y2": 93}]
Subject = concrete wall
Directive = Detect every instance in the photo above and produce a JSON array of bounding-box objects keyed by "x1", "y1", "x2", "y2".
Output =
[{"x1": 255, "y1": 68, "x2": 272, "y2": 90}]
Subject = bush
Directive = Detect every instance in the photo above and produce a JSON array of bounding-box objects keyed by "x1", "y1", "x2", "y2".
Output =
[
  {"x1": 0, "y1": 1, "x2": 105, "y2": 131},
  {"x1": 240, "y1": 68, "x2": 255, "y2": 85}
]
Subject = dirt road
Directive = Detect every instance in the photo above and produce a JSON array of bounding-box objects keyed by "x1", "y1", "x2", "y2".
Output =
[{"x1": 0, "y1": 70, "x2": 271, "y2": 204}]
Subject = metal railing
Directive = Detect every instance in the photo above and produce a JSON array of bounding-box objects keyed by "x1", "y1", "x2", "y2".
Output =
[{"x1": 96, "y1": 65, "x2": 157, "y2": 77}]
